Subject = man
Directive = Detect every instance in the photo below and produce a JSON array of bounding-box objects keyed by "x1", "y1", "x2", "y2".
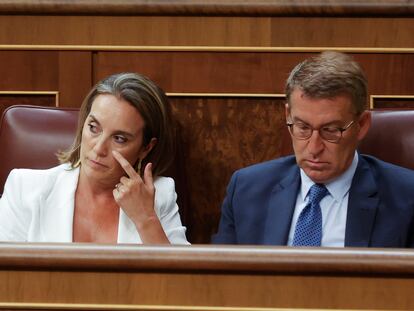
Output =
[{"x1": 213, "y1": 51, "x2": 414, "y2": 247}]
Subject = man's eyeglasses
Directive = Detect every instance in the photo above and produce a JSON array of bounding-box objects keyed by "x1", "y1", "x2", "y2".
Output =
[{"x1": 286, "y1": 120, "x2": 355, "y2": 143}]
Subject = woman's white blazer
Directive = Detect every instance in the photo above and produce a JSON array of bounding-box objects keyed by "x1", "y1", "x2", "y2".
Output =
[{"x1": 0, "y1": 164, "x2": 189, "y2": 244}]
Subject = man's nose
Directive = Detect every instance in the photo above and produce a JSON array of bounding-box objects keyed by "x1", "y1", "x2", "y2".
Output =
[{"x1": 307, "y1": 130, "x2": 325, "y2": 155}]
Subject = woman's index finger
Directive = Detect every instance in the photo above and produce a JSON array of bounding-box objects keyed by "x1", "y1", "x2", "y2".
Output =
[{"x1": 112, "y1": 150, "x2": 138, "y2": 178}]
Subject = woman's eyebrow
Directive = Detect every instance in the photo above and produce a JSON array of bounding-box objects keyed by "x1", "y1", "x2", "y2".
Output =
[
  {"x1": 88, "y1": 114, "x2": 136, "y2": 138},
  {"x1": 113, "y1": 130, "x2": 135, "y2": 138},
  {"x1": 88, "y1": 114, "x2": 100, "y2": 124}
]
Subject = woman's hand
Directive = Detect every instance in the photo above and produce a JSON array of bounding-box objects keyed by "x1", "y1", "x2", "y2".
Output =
[{"x1": 112, "y1": 150, "x2": 169, "y2": 244}]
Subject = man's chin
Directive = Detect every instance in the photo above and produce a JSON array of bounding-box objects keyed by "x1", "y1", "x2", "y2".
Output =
[{"x1": 303, "y1": 168, "x2": 333, "y2": 184}]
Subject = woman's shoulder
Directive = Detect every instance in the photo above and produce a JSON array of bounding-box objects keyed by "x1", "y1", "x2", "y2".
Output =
[
  {"x1": 153, "y1": 176, "x2": 176, "y2": 207},
  {"x1": 7, "y1": 163, "x2": 75, "y2": 188},
  {"x1": 9, "y1": 163, "x2": 71, "y2": 177},
  {"x1": 153, "y1": 176, "x2": 175, "y2": 191}
]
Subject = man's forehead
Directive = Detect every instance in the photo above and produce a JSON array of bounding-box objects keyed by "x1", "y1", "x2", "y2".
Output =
[
  {"x1": 290, "y1": 88, "x2": 352, "y2": 101},
  {"x1": 288, "y1": 97, "x2": 355, "y2": 125},
  {"x1": 290, "y1": 90, "x2": 354, "y2": 111}
]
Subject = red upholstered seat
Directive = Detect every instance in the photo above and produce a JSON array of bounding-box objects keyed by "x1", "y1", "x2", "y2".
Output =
[
  {"x1": 358, "y1": 109, "x2": 414, "y2": 170},
  {"x1": 0, "y1": 105, "x2": 79, "y2": 195}
]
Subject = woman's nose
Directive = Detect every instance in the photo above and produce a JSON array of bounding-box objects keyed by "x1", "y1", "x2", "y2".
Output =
[{"x1": 92, "y1": 136, "x2": 109, "y2": 157}]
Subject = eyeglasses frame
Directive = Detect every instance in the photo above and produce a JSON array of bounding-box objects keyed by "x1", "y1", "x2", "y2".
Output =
[{"x1": 286, "y1": 119, "x2": 356, "y2": 143}]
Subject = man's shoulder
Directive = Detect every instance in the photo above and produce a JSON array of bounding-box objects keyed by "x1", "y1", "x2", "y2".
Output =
[
  {"x1": 360, "y1": 154, "x2": 414, "y2": 173},
  {"x1": 235, "y1": 155, "x2": 298, "y2": 179},
  {"x1": 359, "y1": 154, "x2": 414, "y2": 184}
]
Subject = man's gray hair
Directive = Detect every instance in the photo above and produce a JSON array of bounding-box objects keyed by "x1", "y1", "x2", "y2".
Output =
[{"x1": 285, "y1": 51, "x2": 368, "y2": 115}]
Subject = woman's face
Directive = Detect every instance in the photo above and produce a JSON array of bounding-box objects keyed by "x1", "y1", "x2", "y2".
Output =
[{"x1": 79, "y1": 94, "x2": 151, "y2": 186}]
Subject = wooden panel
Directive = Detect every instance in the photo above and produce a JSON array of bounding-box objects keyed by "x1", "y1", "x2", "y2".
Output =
[
  {"x1": 0, "y1": 51, "x2": 58, "y2": 89},
  {"x1": 94, "y1": 51, "x2": 315, "y2": 93},
  {"x1": 1, "y1": 16, "x2": 414, "y2": 47},
  {"x1": 371, "y1": 96, "x2": 414, "y2": 109},
  {"x1": 0, "y1": 93, "x2": 56, "y2": 118},
  {"x1": 0, "y1": 0, "x2": 414, "y2": 48},
  {"x1": 270, "y1": 17, "x2": 414, "y2": 48},
  {"x1": 0, "y1": 16, "x2": 272, "y2": 47},
  {"x1": 0, "y1": 51, "x2": 92, "y2": 107},
  {"x1": 57, "y1": 52, "x2": 93, "y2": 107},
  {"x1": 353, "y1": 53, "x2": 414, "y2": 95},
  {"x1": 1, "y1": 0, "x2": 414, "y2": 16},
  {"x1": 170, "y1": 96, "x2": 287, "y2": 243},
  {"x1": 95, "y1": 51, "x2": 414, "y2": 95},
  {"x1": 2, "y1": 271, "x2": 414, "y2": 310},
  {"x1": 1, "y1": 244, "x2": 414, "y2": 310}
]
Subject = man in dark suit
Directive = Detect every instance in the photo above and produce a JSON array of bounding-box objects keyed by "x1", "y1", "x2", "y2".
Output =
[{"x1": 213, "y1": 51, "x2": 414, "y2": 247}]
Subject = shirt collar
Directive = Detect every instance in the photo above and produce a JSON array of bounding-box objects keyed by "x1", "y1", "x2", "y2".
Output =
[{"x1": 299, "y1": 151, "x2": 359, "y2": 203}]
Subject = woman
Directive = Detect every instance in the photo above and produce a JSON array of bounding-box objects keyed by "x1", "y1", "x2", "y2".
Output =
[{"x1": 0, "y1": 72, "x2": 188, "y2": 244}]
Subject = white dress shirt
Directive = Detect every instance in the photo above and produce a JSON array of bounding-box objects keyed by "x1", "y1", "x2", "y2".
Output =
[{"x1": 287, "y1": 152, "x2": 359, "y2": 247}]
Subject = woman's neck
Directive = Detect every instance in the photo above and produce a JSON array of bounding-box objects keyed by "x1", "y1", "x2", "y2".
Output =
[
  {"x1": 73, "y1": 168, "x2": 120, "y2": 243},
  {"x1": 77, "y1": 168, "x2": 117, "y2": 199}
]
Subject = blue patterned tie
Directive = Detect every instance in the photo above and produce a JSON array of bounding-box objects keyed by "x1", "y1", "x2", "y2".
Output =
[{"x1": 292, "y1": 183, "x2": 328, "y2": 246}]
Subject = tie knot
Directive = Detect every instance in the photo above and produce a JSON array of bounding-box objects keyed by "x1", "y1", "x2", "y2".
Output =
[{"x1": 308, "y1": 183, "x2": 328, "y2": 205}]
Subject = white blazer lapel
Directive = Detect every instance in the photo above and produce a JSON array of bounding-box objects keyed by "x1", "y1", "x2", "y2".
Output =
[
  {"x1": 40, "y1": 166, "x2": 79, "y2": 242},
  {"x1": 118, "y1": 209, "x2": 142, "y2": 244}
]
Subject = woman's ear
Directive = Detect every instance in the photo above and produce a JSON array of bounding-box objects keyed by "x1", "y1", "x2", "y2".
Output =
[{"x1": 140, "y1": 137, "x2": 157, "y2": 159}]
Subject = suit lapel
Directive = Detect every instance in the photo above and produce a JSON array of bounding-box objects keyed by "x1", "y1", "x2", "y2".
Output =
[
  {"x1": 345, "y1": 156, "x2": 379, "y2": 247},
  {"x1": 263, "y1": 167, "x2": 301, "y2": 245},
  {"x1": 118, "y1": 209, "x2": 142, "y2": 244},
  {"x1": 41, "y1": 166, "x2": 79, "y2": 242},
  {"x1": 39, "y1": 165, "x2": 142, "y2": 244}
]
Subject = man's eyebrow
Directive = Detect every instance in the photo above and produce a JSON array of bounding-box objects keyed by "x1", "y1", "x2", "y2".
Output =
[
  {"x1": 291, "y1": 116, "x2": 345, "y2": 127},
  {"x1": 291, "y1": 116, "x2": 309, "y2": 125}
]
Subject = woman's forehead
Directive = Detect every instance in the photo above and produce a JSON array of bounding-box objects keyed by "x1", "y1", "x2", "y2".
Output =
[{"x1": 88, "y1": 94, "x2": 145, "y2": 133}]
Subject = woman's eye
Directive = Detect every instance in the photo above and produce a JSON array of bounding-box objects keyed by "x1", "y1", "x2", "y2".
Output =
[
  {"x1": 88, "y1": 123, "x2": 99, "y2": 134},
  {"x1": 114, "y1": 135, "x2": 127, "y2": 144}
]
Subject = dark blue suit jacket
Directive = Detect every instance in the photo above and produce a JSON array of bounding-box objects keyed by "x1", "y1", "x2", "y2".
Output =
[{"x1": 212, "y1": 154, "x2": 414, "y2": 247}]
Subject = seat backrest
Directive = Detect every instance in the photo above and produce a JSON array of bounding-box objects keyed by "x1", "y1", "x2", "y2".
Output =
[
  {"x1": 0, "y1": 105, "x2": 79, "y2": 194},
  {"x1": 358, "y1": 109, "x2": 414, "y2": 170}
]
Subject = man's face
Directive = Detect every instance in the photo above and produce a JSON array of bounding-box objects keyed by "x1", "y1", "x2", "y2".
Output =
[{"x1": 286, "y1": 89, "x2": 370, "y2": 183}]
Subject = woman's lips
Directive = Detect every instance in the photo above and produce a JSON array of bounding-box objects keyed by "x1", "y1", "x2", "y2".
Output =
[{"x1": 88, "y1": 158, "x2": 109, "y2": 168}]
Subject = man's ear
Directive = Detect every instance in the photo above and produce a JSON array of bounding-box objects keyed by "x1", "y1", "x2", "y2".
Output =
[
  {"x1": 357, "y1": 111, "x2": 371, "y2": 141},
  {"x1": 285, "y1": 103, "x2": 290, "y2": 120}
]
